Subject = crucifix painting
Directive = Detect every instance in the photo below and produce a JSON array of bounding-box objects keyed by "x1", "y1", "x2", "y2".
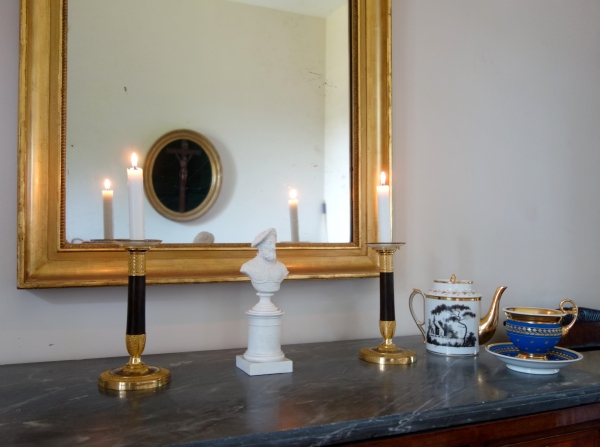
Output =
[
  {"x1": 145, "y1": 130, "x2": 222, "y2": 222},
  {"x1": 166, "y1": 139, "x2": 203, "y2": 212}
]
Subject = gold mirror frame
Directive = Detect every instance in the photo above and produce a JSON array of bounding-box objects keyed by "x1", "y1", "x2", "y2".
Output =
[
  {"x1": 144, "y1": 129, "x2": 223, "y2": 223},
  {"x1": 17, "y1": 0, "x2": 392, "y2": 288}
]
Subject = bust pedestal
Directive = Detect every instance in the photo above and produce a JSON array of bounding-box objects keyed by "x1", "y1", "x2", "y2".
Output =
[{"x1": 236, "y1": 292, "x2": 293, "y2": 376}]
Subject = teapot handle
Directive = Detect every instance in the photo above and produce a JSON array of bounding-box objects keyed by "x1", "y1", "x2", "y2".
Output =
[
  {"x1": 559, "y1": 298, "x2": 578, "y2": 336},
  {"x1": 409, "y1": 289, "x2": 426, "y2": 343}
]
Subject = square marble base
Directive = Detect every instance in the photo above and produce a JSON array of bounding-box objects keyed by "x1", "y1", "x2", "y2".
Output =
[{"x1": 236, "y1": 355, "x2": 293, "y2": 376}]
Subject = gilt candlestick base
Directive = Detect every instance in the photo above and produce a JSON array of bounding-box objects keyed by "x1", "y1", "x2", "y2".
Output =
[
  {"x1": 98, "y1": 240, "x2": 171, "y2": 391},
  {"x1": 359, "y1": 243, "x2": 417, "y2": 365}
]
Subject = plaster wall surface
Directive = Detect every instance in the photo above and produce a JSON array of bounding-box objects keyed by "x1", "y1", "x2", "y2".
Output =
[
  {"x1": 1, "y1": 0, "x2": 599, "y2": 364},
  {"x1": 392, "y1": 0, "x2": 600, "y2": 320}
]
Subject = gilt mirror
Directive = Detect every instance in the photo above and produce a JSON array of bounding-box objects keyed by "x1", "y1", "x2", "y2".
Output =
[{"x1": 18, "y1": 0, "x2": 392, "y2": 288}]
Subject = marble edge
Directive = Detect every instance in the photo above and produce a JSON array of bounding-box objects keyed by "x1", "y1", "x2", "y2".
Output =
[{"x1": 167, "y1": 386, "x2": 600, "y2": 447}]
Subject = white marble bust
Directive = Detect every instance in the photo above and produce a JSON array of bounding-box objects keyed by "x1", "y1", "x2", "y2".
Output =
[{"x1": 240, "y1": 228, "x2": 288, "y2": 293}]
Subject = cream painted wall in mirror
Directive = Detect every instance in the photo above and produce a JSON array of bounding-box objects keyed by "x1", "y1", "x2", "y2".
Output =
[
  {"x1": 66, "y1": 0, "x2": 351, "y2": 244},
  {"x1": 18, "y1": 0, "x2": 391, "y2": 288}
]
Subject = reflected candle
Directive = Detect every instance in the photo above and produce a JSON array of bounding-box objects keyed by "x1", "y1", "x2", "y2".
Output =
[
  {"x1": 288, "y1": 189, "x2": 299, "y2": 242},
  {"x1": 127, "y1": 153, "x2": 145, "y2": 240},
  {"x1": 377, "y1": 172, "x2": 391, "y2": 243},
  {"x1": 102, "y1": 179, "x2": 114, "y2": 240}
]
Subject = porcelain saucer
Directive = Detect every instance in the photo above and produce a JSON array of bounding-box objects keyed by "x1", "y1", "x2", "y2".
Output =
[{"x1": 486, "y1": 342, "x2": 583, "y2": 375}]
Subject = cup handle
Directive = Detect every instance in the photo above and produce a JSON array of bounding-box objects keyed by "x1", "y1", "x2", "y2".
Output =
[
  {"x1": 559, "y1": 298, "x2": 578, "y2": 336},
  {"x1": 409, "y1": 289, "x2": 427, "y2": 343}
]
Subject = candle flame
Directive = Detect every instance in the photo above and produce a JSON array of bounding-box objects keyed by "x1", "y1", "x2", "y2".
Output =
[
  {"x1": 131, "y1": 153, "x2": 138, "y2": 169},
  {"x1": 289, "y1": 189, "x2": 297, "y2": 200},
  {"x1": 104, "y1": 179, "x2": 111, "y2": 190},
  {"x1": 380, "y1": 171, "x2": 387, "y2": 186}
]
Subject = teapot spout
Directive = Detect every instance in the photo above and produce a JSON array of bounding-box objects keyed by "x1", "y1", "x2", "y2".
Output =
[{"x1": 478, "y1": 286, "x2": 507, "y2": 345}]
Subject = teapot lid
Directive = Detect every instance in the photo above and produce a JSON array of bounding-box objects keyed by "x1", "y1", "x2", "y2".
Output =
[{"x1": 428, "y1": 274, "x2": 482, "y2": 298}]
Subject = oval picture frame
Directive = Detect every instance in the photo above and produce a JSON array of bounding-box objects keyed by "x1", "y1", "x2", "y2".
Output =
[{"x1": 143, "y1": 129, "x2": 222, "y2": 222}]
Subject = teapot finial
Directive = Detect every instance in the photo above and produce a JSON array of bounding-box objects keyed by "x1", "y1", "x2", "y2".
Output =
[{"x1": 450, "y1": 274, "x2": 456, "y2": 283}]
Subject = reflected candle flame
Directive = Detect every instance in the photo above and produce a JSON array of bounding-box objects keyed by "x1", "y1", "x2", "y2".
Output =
[
  {"x1": 380, "y1": 171, "x2": 386, "y2": 186},
  {"x1": 288, "y1": 189, "x2": 299, "y2": 242},
  {"x1": 104, "y1": 179, "x2": 111, "y2": 190}
]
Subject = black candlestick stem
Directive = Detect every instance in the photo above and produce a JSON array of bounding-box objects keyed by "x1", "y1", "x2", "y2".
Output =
[
  {"x1": 379, "y1": 272, "x2": 395, "y2": 321},
  {"x1": 127, "y1": 276, "x2": 146, "y2": 335}
]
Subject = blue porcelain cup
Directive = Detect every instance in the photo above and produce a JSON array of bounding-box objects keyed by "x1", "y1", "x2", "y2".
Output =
[{"x1": 503, "y1": 299, "x2": 578, "y2": 360}]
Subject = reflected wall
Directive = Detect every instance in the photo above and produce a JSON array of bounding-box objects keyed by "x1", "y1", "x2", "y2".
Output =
[{"x1": 65, "y1": 0, "x2": 350, "y2": 244}]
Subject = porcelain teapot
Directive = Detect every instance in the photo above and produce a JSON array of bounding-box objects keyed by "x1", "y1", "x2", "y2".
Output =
[{"x1": 409, "y1": 275, "x2": 507, "y2": 356}]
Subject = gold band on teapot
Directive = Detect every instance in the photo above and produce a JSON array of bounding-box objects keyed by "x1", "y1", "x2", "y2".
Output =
[{"x1": 426, "y1": 294, "x2": 481, "y2": 302}]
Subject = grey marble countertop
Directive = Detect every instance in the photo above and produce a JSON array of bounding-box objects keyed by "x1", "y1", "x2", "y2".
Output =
[{"x1": 1, "y1": 336, "x2": 600, "y2": 447}]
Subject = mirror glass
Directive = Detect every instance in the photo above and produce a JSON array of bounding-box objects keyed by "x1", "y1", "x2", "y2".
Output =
[{"x1": 65, "y1": 0, "x2": 351, "y2": 244}]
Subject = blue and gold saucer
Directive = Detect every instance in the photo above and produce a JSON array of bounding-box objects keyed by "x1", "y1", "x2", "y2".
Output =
[{"x1": 486, "y1": 343, "x2": 583, "y2": 375}]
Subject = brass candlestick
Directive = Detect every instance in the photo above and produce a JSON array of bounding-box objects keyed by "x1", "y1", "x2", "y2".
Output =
[
  {"x1": 359, "y1": 243, "x2": 417, "y2": 365},
  {"x1": 98, "y1": 240, "x2": 171, "y2": 391}
]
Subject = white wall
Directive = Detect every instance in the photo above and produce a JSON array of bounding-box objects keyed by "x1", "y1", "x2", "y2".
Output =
[
  {"x1": 2, "y1": 0, "x2": 600, "y2": 365},
  {"x1": 392, "y1": 0, "x2": 600, "y2": 318}
]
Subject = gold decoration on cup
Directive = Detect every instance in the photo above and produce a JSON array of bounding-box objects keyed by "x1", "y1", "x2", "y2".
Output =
[{"x1": 559, "y1": 298, "x2": 578, "y2": 336}]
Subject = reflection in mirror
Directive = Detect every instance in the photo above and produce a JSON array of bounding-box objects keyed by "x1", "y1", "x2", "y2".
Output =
[
  {"x1": 65, "y1": 0, "x2": 351, "y2": 244},
  {"x1": 144, "y1": 129, "x2": 223, "y2": 223},
  {"x1": 153, "y1": 139, "x2": 211, "y2": 215}
]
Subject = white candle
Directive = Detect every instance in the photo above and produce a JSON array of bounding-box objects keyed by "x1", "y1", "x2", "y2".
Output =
[
  {"x1": 127, "y1": 153, "x2": 145, "y2": 240},
  {"x1": 102, "y1": 179, "x2": 114, "y2": 240},
  {"x1": 377, "y1": 172, "x2": 391, "y2": 243},
  {"x1": 288, "y1": 189, "x2": 299, "y2": 242}
]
